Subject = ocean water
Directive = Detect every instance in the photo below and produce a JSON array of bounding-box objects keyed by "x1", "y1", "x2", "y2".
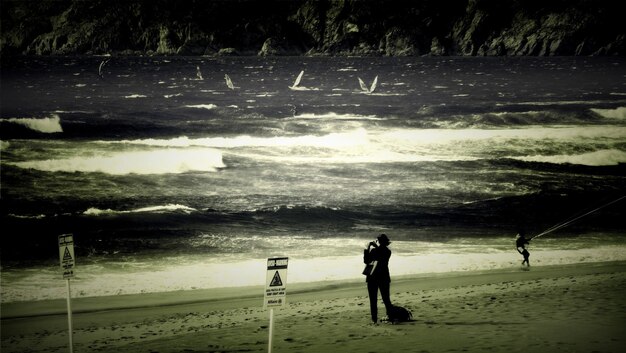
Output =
[{"x1": 1, "y1": 56, "x2": 625, "y2": 303}]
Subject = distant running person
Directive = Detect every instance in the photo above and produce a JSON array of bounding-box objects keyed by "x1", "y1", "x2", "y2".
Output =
[{"x1": 515, "y1": 231, "x2": 531, "y2": 267}]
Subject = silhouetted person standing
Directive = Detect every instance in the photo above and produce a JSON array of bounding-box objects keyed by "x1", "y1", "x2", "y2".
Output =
[
  {"x1": 363, "y1": 234, "x2": 393, "y2": 324},
  {"x1": 516, "y1": 232, "x2": 531, "y2": 267}
]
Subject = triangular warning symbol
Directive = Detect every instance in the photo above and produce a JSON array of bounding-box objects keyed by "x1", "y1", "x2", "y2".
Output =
[
  {"x1": 63, "y1": 247, "x2": 73, "y2": 262},
  {"x1": 270, "y1": 271, "x2": 283, "y2": 287}
]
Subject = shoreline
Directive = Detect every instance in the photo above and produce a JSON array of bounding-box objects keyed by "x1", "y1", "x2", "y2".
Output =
[
  {"x1": 2, "y1": 261, "x2": 625, "y2": 318},
  {"x1": 4, "y1": 236, "x2": 626, "y2": 305},
  {"x1": 3, "y1": 261, "x2": 626, "y2": 352}
]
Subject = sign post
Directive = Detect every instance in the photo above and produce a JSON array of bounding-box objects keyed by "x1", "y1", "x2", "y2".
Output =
[
  {"x1": 59, "y1": 234, "x2": 75, "y2": 353},
  {"x1": 264, "y1": 257, "x2": 288, "y2": 353}
]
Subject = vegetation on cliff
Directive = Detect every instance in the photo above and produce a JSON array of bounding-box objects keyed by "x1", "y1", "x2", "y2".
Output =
[{"x1": 1, "y1": 0, "x2": 624, "y2": 57}]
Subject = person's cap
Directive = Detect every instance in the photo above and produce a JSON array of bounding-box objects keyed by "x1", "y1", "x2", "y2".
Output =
[{"x1": 377, "y1": 234, "x2": 391, "y2": 245}]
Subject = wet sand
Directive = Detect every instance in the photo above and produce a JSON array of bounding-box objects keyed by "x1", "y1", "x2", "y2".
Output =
[{"x1": 2, "y1": 261, "x2": 626, "y2": 353}]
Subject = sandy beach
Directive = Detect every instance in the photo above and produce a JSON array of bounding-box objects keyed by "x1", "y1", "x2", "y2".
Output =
[{"x1": 2, "y1": 261, "x2": 626, "y2": 353}]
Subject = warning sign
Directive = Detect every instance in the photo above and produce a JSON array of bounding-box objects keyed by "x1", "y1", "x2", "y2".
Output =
[
  {"x1": 269, "y1": 271, "x2": 283, "y2": 286},
  {"x1": 63, "y1": 247, "x2": 73, "y2": 262},
  {"x1": 58, "y1": 234, "x2": 75, "y2": 279},
  {"x1": 264, "y1": 257, "x2": 288, "y2": 308}
]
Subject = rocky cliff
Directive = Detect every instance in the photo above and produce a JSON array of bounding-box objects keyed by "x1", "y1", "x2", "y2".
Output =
[{"x1": 1, "y1": 0, "x2": 624, "y2": 57}]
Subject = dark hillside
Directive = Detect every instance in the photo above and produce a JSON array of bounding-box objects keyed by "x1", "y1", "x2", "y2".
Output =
[{"x1": 1, "y1": 0, "x2": 624, "y2": 57}]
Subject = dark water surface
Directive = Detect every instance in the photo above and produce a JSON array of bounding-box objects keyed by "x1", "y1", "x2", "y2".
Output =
[{"x1": 1, "y1": 56, "x2": 625, "y2": 301}]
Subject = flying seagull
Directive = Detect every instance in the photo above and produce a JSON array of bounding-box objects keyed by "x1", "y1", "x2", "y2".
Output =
[
  {"x1": 224, "y1": 74, "x2": 235, "y2": 90},
  {"x1": 98, "y1": 58, "x2": 110, "y2": 78},
  {"x1": 358, "y1": 75, "x2": 378, "y2": 94},
  {"x1": 289, "y1": 70, "x2": 305, "y2": 90},
  {"x1": 289, "y1": 103, "x2": 299, "y2": 116}
]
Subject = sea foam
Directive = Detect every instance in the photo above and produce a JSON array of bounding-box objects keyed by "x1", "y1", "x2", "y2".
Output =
[
  {"x1": 101, "y1": 129, "x2": 370, "y2": 149},
  {"x1": 514, "y1": 149, "x2": 626, "y2": 166}
]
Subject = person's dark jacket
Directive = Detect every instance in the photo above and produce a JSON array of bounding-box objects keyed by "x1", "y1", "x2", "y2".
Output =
[
  {"x1": 363, "y1": 245, "x2": 391, "y2": 283},
  {"x1": 516, "y1": 236, "x2": 529, "y2": 253}
]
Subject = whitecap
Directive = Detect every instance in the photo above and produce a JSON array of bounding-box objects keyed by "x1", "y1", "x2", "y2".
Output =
[
  {"x1": 8, "y1": 213, "x2": 46, "y2": 219},
  {"x1": 360, "y1": 92, "x2": 406, "y2": 96},
  {"x1": 288, "y1": 86, "x2": 320, "y2": 91},
  {"x1": 294, "y1": 112, "x2": 380, "y2": 120},
  {"x1": 498, "y1": 99, "x2": 626, "y2": 106},
  {"x1": 84, "y1": 204, "x2": 197, "y2": 216},
  {"x1": 102, "y1": 129, "x2": 369, "y2": 149},
  {"x1": 514, "y1": 149, "x2": 626, "y2": 166},
  {"x1": 9, "y1": 148, "x2": 225, "y2": 175},
  {"x1": 590, "y1": 107, "x2": 626, "y2": 119},
  {"x1": 381, "y1": 126, "x2": 626, "y2": 144},
  {"x1": 53, "y1": 110, "x2": 93, "y2": 114},
  {"x1": 1, "y1": 114, "x2": 63, "y2": 133},
  {"x1": 185, "y1": 104, "x2": 217, "y2": 109}
]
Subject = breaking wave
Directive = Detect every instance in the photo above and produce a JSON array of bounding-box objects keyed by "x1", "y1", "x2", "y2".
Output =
[
  {"x1": 1, "y1": 114, "x2": 63, "y2": 133},
  {"x1": 293, "y1": 112, "x2": 382, "y2": 120},
  {"x1": 9, "y1": 148, "x2": 225, "y2": 175},
  {"x1": 513, "y1": 149, "x2": 626, "y2": 166},
  {"x1": 590, "y1": 107, "x2": 626, "y2": 120},
  {"x1": 99, "y1": 129, "x2": 369, "y2": 149},
  {"x1": 84, "y1": 204, "x2": 197, "y2": 216}
]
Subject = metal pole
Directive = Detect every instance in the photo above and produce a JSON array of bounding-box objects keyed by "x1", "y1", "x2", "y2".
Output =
[
  {"x1": 66, "y1": 278, "x2": 74, "y2": 353},
  {"x1": 268, "y1": 308, "x2": 274, "y2": 353}
]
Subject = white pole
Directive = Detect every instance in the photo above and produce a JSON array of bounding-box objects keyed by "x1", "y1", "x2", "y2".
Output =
[
  {"x1": 268, "y1": 308, "x2": 274, "y2": 353},
  {"x1": 66, "y1": 278, "x2": 74, "y2": 353}
]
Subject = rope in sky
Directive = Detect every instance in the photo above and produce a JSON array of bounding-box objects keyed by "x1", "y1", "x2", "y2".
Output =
[{"x1": 531, "y1": 195, "x2": 625, "y2": 240}]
